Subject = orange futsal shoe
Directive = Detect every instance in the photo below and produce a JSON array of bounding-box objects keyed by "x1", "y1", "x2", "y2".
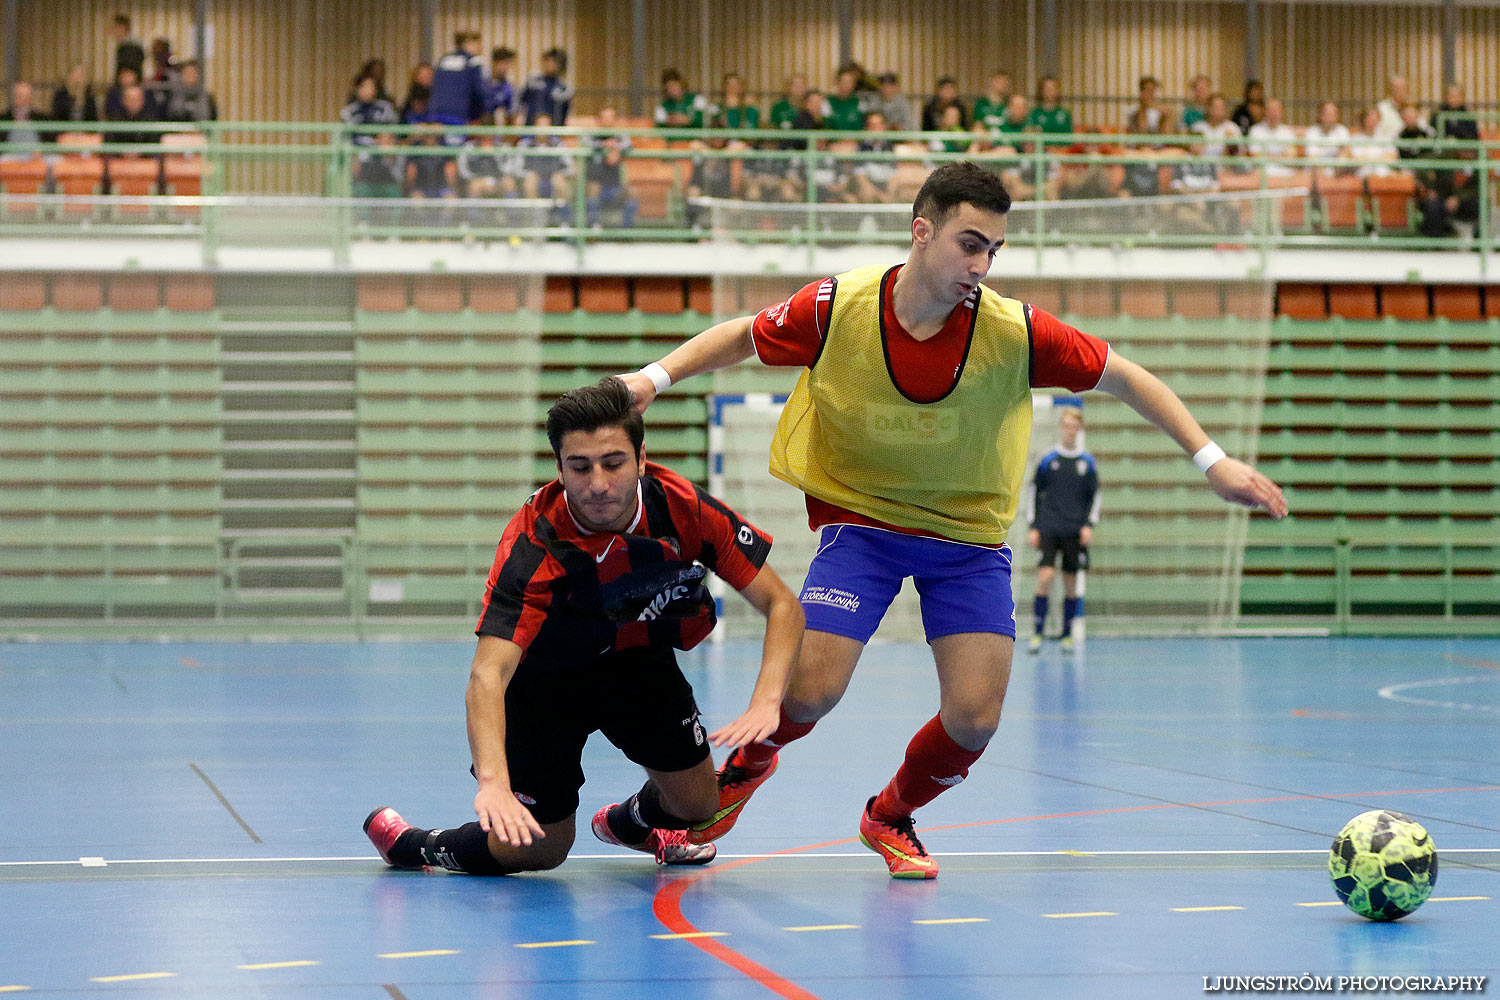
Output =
[
  {"x1": 590, "y1": 805, "x2": 717, "y2": 866},
  {"x1": 858, "y1": 796, "x2": 939, "y2": 879},
  {"x1": 363, "y1": 806, "x2": 415, "y2": 868},
  {"x1": 686, "y1": 749, "x2": 779, "y2": 845}
]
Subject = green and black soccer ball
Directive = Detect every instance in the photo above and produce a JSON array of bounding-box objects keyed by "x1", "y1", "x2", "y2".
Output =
[{"x1": 1329, "y1": 810, "x2": 1437, "y2": 921}]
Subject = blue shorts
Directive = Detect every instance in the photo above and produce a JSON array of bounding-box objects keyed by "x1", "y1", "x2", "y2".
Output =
[{"x1": 798, "y1": 524, "x2": 1017, "y2": 644}]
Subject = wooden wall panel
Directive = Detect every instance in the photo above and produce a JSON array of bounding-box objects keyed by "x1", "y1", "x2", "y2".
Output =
[{"x1": 17, "y1": 0, "x2": 199, "y2": 88}]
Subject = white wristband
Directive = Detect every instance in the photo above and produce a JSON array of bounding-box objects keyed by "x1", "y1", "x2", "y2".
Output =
[
  {"x1": 1193, "y1": 441, "x2": 1227, "y2": 473},
  {"x1": 640, "y1": 362, "x2": 672, "y2": 394}
]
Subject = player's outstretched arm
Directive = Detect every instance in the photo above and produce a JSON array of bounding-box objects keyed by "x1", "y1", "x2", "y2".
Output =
[
  {"x1": 708, "y1": 564, "x2": 805, "y2": 750},
  {"x1": 466, "y1": 635, "x2": 546, "y2": 846},
  {"x1": 619, "y1": 315, "x2": 757, "y2": 413},
  {"x1": 1093, "y1": 352, "x2": 1288, "y2": 519}
]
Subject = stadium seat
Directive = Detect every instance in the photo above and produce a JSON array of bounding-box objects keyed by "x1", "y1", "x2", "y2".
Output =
[
  {"x1": 1314, "y1": 173, "x2": 1364, "y2": 233},
  {"x1": 160, "y1": 133, "x2": 207, "y2": 217},
  {"x1": 1277, "y1": 283, "x2": 1328, "y2": 320},
  {"x1": 107, "y1": 274, "x2": 162, "y2": 311},
  {"x1": 1328, "y1": 284, "x2": 1378, "y2": 320},
  {"x1": 1366, "y1": 173, "x2": 1416, "y2": 233},
  {"x1": 164, "y1": 274, "x2": 216, "y2": 312},
  {"x1": 544, "y1": 276, "x2": 575, "y2": 313},
  {"x1": 1379, "y1": 284, "x2": 1429, "y2": 321},
  {"x1": 632, "y1": 277, "x2": 684, "y2": 314},
  {"x1": 411, "y1": 275, "x2": 464, "y2": 312},
  {"x1": 1485, "y1": 287, "x2": 1500, "y2": 319},
  {"x1": 624, "y1": 158, "x2": 680, "y2": 223},
  {"x1": 469, "y1": 277, "x2": 528, "y2": 313},
  {"x1": 0, "y1": 272, "x2": 47, "y2": 310},
  {"x1": 0, "y1": 156, "x2": 48, "y2": 219},
  {"x1": 356, "y1": 276, "x2": 408, "y2": 312},
  {"x1": 1431, "y1": 285, "x2": 1481, "y2": 321},
  {"x1": 1117, "y1": 281, "x2": 1168, "y2": 320},
  {"x1": 996, "y1": 279, "x2": 1062, "y2": 316},
  {"x1": 51, "y1": 153, "x2": 106, "y2": 219},
  {"x1": 686, "y1": 277, "x2": 713, "y2": 315},
  {"x1": 1063, "y1": 283, "x2": 1116, "y2": 318},
  {"x1": 107, "y1": 155, "x2": 160, "y2": 216},
  {"x1": 578, "y1": 276, "x2": 629, "y2": 313},
  {"x1": 50, "y1": 274, "x2": 104, "y2": 311},
  {"x1": 1168, "y1": 282, "x2": 1223, "y2": 319}
]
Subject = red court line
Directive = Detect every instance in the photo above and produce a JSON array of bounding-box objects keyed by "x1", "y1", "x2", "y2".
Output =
[
  {"x1": 1445, "y1": 654, "x2": 1500, "y2": 672},
  {"x1": 651, "y1": 783, "x2": 1500, "y2": 999}
]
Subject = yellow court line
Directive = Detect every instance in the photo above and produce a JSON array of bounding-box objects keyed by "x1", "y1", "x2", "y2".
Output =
[
  {"x1": 1429, "y1": 896, "x2": 1490, "y2": 902},
  {"x1": 782, "y1": 924, "x2": 860, "y2": 932},
  {"x1": 1170, "y1": 906, "x2": 1245, "y2": 913},
  {"x1": 377, "y1": 950, "x2": 460, "y2": 959},
  {"x1": 89, "y1": 973, "x2": 176, "y2": 983},
  {"x1": 650, "y1": 931, "x2": 728, "y2": 940},
  {"x1": 1042, "y1": 912, "x2": 1117, "y2": 919},
  {"x1": 1295, "y1": 901, "x2": 1344, "y2": 907},
  {"x1": 912, "y1": 918, "x2": 990, "y2": 925},
  {"x1": 1059, "y1": 850, "x2": 1093, "y2": 856},
  {"x1": 513, "y1": 940, "x2": 596, "y2": 949},
  {"x1": 237, "y1": 960, "x2": 321, "y2": 970},
  {"x1": 0, "y1": 987, "x2": 32, "y2": 993}
]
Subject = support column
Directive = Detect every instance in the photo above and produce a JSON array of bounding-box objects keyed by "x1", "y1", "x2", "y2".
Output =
[
  {"x1": 1442, "y1": 0, "x2": 1457, "y2": 87},
  {"x1": 1040, "y1": 0, "x2": 1059, "y2": 80},
  {"x1": 420, "y1": 0, "x2": 436, "y2": 61},
  {"x1": 194, "y1": 0, "x2": 208, "y2": 82},
  {"x1": 1244, "y1": 0, "x2": 1260, "y2": 85},
  {"x1": 4, "y1": 0, "x2": 19, "y2": 88},
  {"x1": 837, "y1": 0, "x2": 852, "y2": 69},
  {"x1": 630, "y1": 0, "x2": 646, "y2": 115}
]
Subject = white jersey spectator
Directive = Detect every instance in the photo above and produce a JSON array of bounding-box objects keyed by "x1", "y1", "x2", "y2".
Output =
[
  {"x1": 1246, "y1": 98, "x2": 1297, "y2": 176},
  {"x1": 1374, "y1": 75, "x2": 1412, "y2": 142},
  {"x1": 1192, "y1": 94, "x2": 1242, "y2": 159},
  {"x1": 1303, "y1": 102, "x2": 1350, "y2": 163}
]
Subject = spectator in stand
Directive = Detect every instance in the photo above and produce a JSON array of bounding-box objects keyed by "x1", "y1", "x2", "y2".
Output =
[
  {"x1": 654, "y1": 69, "x2": 708, "y2": 128},
  {"x1": 104, "y1": 66, "x2": 141, "y2": 122},
  {"x1": 870, "y1": 72, "x2": 916, "y2": 134},
  {"x1": 148, "y1": 38, "x2": 178, "y2": 84},
  {"x1": 811, "y1": 137, "x2": 859, "y2": 203},
  {"x1": 997, "y1": 94, "x2": 1029, "y2": 138},
  {"x1": 162, "y1": 60, "x2": 217, "y2": 123},
  {"x1": 1057, "y1": 145, "x2": 1121, "y2": 200},
  {"x1": 456, "y1": 131, "x2": 510, "y2": 198},
  {"x1": 51, "y1": 64, "x2": 99, "y2": 125},
  {"x1": 712, "y1": 74, "x2": 759, "y2": 131},
  {"x1": 770, "y1": 74, "x2": 811, "y2": 131},
  {"x1": 519, "y1": 48, "x2": 573, "y2": 127},
  {"x1": 792, "y1": 88, "x2": 827, "y2": 133},
  {"x1": 342, "y1": 74, "x2": 399, "y2": 147},
  {"x1": 921, "y1": 77, "x2": 967, "y2": 132},
  {"x1": 584, "y1": 131, "x2": 637, "y2": 228},
  {"x1": 825, "y1": 65, "x2": 866, "y2": 131},
  {"x1": 486, "y1": 47, "x2": 517, "y2": 125},
  {"x1": 928, "y1": 104, "x2": 970, "y2": 154},
  {"x1": 401, "y1": 63, "x2": 433, "y2": 122},
  {"x1": 972, "y1": 72, "x2": 1012, "y2": 133},
  {"x1": 1124, "y1": 77, "x2": 1167, "y2": 197},
  {"x1": 1231, "y1": 80, "x2": 1264, "y2": 136},
  {"x1": 110, "y1": 84, "x2": 160, "y2": 148},
  {"x1": 1246, "y1": 97, "x2": 1296, "y2": 176},
  {"x1": 1303, "y1": 101, "x2": 1350, "y2": 168},
  {"x1": 1, "y1": 80, "x2": 45, "y2": 155},
  {"x1": 351, "y1": 59, "x2": 393, "y2": 104},
  {"x1": 1180, "y1": 73, "x2": 1212, "y2": 130},
  {"x1": 517, "y1": 113, "x2": 568, "y2": 199},
  {"x1": 1374, "y1": 75, "x2": 1410, "y2": 141},
  {"x1": 1192, "y1": 93, "x2": 1242, "y2": 161},
  {"x1": 1416, "y1": 147, "x2": 1479, "y2": 239},
  {"x1": 1349, "y1": 107, "x2": 1398, "y2": 177},
  {"x1": 851, "y1": 110, "x2": 897, "y2": 202},
  {"x1": 1169, "y1": 137, "x2": 1228, "y2": 233},
  {"x1": 354, "y1": 131, "x2": 407, "y2": 227},
  {"x1": 111, "y1": 14, "x2": 145, "y2": 81},
  {"x1": 1027, "y1": 77, "x2": 1073, "y2": 142},
  {"x1": 405, "y1": 123, "x2": 458, "y2": 200},
  {"x1": 430, "y1": 31, "x2": 488, "y2": 136},
  {"x1": 686, "y1": 131, "x2": 739, "y2": 227},
  {"x1": 1438, "y1": 83, "x2": 1478, "y2": 142},
  {"x1": 1397, "y1": 102, "x2": 1434, "y2": 161}
]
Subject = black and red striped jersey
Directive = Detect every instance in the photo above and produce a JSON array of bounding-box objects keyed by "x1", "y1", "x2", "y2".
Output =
[{"x1": 476, "y1": 461, "x2": 772, "y2": 660}]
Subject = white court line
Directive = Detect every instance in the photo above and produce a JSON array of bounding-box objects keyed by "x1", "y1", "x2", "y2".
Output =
[
  {"x1": 1378, "y1": 676, "x2": 1499, "y2": 713},
  {"x1": 3, "y1": 848, "x2": 1499, "y2": 867}
]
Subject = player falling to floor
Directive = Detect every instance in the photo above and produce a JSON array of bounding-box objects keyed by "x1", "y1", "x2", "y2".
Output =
[
  {"x1": 621, "y1": 162, "x2": 1287, "y2": 879},
  {"x1": 365, "y1": 377, "x2": 804, "y2": 874},
  {"x1": 1025, "y1": 405, "x2": 1099, "y2": 653}
]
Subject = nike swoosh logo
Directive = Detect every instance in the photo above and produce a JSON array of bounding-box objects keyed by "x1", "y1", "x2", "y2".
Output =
[
  {"x1": 595, "y1": 539, "x2": 617, "y2": 563},
  {"x1": 689, "y1": 798, "x2": 746, "y2": 831},
  {"x1": 877, "y1": 839, "x2": 935, "y2": 867}
]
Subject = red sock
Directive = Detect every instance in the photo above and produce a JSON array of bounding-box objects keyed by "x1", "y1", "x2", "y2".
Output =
[
  {"x1": 737, "y1": 706, "x2": 815, "y2": 772},
  {"x1": 870, "y1": 714, "x2": 986, "y2": 821}
]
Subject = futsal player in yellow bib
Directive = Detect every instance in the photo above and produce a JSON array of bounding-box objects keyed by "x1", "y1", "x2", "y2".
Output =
[{"x1": 623, "y1": 162, "x2": 1287, "y2": 879}]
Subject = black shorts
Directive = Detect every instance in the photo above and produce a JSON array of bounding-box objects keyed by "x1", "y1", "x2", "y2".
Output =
[
  {"x1": 492, "y1": 646, "x2": 710, "y2": 825},
  {"x1": 1037, "y1": 532, "x2": 1090, "y2": 574}
]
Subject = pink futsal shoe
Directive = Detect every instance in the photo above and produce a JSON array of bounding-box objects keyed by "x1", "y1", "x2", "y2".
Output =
[
  {"x1": 364, "y1": 806, "x2": 415, "y2": 868},
  {"x1": 858, "y1": 796, "x2": 939, "y2": 879},
  {"x1": 686, "y1": 749, "x2": 779, "y2": 845},
  {"x1": 591, "y1": 805, "x2": 717, "y2": 866}
]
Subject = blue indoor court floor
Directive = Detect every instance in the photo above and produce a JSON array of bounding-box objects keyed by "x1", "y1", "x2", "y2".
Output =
[{"x1": 1, "y1": 636, "x2": 1497, "y2": 999}]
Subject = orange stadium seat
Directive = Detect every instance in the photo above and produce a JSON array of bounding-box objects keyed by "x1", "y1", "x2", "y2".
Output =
[
  {"x1": 633, "y1": 277, "x2": 685, "y2": 314},
  {"x1": 161, "y1": 133, "x2": 207, "y2": 217},
  {"x1": 544, "y1": 276, "x2": 576, "y2": 313},
  {"x1": 51, "y1": 152, "x2": 105, "y2": 219},
  {"x1": 625, "y1": 158, "x2": 679, "y2": 223},
  {"x1": 1366, "y1": 173, "x2": 1416, "y2": 233},
  {"x1": 0, "y1": 156, "x2": 48, "y2": 219},
  {"x1": 107, "y1": 274, "x2": 162, "y2": 311},
  {"x1": 0, "y1": 273, "x2": 47, "y2": 310},
  {"x1": 50, "y1": 274, "x2": 104, "y2": 311},
  {"x1": 994, "y1": 279, "x2": 1062, "y2": 316},
  {"x1": 107, "y1": 156, "x2": 161, "y2": 216},
  {"x1": 1169, "y1": 282, "x2": 1224, "y2": 319},
  {"x1": 1314, "y1": 173, "x2": 1363, "y2": 233},
  {"x1": 411, "y1": 275, "x2": 464, "y2": 312},
  {"x1": 1379, "y1": 284, "x2": 1429, "y2": 321},
  {"x1": 579, "y1": 276, "x2": 629, "y2": 313},
  {"x1": 1277, "y1": 283, "x2": 1328, "y2": 320},
  {"x1": 469, "y1": 277, "x2": 526, "y2": 313},
  {"x1": 356, "y1": 276, "x2": 408, "y2": 312},
  {"x1": 1064, "y1": 283, "x2": 1116, "y2": 318},
  {"x1": 1225, "y1": 283, "x2": 1274, "y2": 321},
  {"x1": 1431, "y1": 284, "x2": 1481, "y2": 321},
  {"x1": 1118, "y1": 281, "x2": 1168, "y2": 320},
  {"x1": 686, "y1": 277, "x2": 713, "y2": 315},
  {"x1": 164, "y1": 274, "x2": 215, "y2": 312},
  {"x1": 1484, "y1": 286, "x2": 1500, "y2": 319},
  {"x1": 1328, "y1": 283, "x2": 1378, "y2": 320}
]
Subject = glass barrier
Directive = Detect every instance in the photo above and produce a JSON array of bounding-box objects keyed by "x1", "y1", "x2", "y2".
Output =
[{"x1": 1, "y1": 120, "x2": 1493, "y2": 266}]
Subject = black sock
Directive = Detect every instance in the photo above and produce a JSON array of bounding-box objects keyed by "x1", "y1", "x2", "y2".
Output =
[
  {"x1": 406, "y1": 822, "x2": 507, "y2": 875},
  {"x1": 607, "y1": 779, "x2": 695, "y2": 845}
]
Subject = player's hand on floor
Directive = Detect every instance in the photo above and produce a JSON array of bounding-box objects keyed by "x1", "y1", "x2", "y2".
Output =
[
  {"x1": 614, "y1": 371, "x2": 658, "y2": 414},
  {"x1": 474, "y1": 782, "x2": 545, "y2": 847},
  {"x1": 709, "y1": 699, "x2": 781, "y2": 750},
  {"x1": 1206, "y1": 458, "x2": 1288, "y2": 519}
]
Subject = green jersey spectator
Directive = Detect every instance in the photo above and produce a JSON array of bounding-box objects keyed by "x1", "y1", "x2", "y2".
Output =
[
  {"x1": 713, "y1": 73, "x2": 760, "y2": 131},
  {"x1": 655, "y1": 68, "x2": 707, "y2": 128},
  {"x1": 997, "y1": 94, "x2": 1029, "y2": 136},
  {"x1": 825, "y1": 66, "x2": 866, "y2": 131},
  {"x1": 1180, "y1": 74, "x2": 1212, "y2": 131},
  {"x1": 971, "y1": 71, "x2": 1012, "y2": 132},
  {"x1": 770, "y1": 74, "x2": 810, "y2": 131},
  {"x1": 1027, "y1": 77, "x2": 1074, "y2": 138}
]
